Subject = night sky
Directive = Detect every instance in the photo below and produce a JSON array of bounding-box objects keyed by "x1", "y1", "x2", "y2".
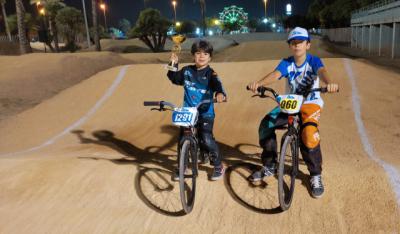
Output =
[{"x1": 3, "y1": 0, "x2": 311, "y2": 28}]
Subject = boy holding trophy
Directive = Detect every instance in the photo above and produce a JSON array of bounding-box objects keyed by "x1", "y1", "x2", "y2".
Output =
[{"x1": 166, "y1": 39, "x2": 227, "y2": 181}]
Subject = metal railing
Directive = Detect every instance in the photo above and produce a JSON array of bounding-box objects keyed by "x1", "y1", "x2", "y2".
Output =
[
  {"x1": 352, "y1": 0, "x2": 399, "y2": 18},
  {"x1": 0, "y1": 35, "x2": 19, "y2": 42}
]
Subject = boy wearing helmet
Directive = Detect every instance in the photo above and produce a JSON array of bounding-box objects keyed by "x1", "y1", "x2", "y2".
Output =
[
  {"x1": 247, "y1": 27, "x2": 339, "y2": 198},
  {"x1": 167, "y1": 39, "x2": 227, "y2": 181}
]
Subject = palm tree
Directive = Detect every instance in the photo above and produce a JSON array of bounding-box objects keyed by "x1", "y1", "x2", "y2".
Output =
[
  {"x1": 30, "y1": 0, "x2": 65, "y2": 52},
  {"x1": 15, "y1": 0, "x2": 32, "y2": 53},
  {"x1": 194, "y1": 0, "x2": 206, "y2": 36},
  {"x1": 91, "y1": 0, "x2": 101, "y2": 51},
  {"x1": 0, "y1": 0, "x2": 12, "y2": 41}
]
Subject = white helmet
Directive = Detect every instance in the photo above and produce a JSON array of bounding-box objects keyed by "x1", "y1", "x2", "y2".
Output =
[{"x1": 287, "y1": 27, "x2": 310, "y2": 43}]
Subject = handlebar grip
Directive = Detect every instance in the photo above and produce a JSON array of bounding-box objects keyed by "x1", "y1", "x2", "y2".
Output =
[
  {"x1": 312, "y1": 87, "x2": 340, "y2": 93},
  {"x1": 213, "y1": 99, "x2": 228, "y2": 103},
  {"x1": 143, "y1": 101, "x2": 161, "y2": 106},
  {"x1": 246, "y1": 86, "x2": 266, "y2": 92}
]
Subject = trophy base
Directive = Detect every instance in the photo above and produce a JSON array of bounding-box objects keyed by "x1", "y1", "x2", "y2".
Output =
[{"x1": 164, "y1": 65, "x2": 178, "y2": 72}]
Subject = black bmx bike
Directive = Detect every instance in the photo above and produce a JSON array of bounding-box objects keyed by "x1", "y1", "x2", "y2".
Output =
[
  {"x1": 144, "y1": 99, "x2": 221, "y2": 214},
  {"x1": 248, "y1": 86, "x2": 332, "y2": 211}
]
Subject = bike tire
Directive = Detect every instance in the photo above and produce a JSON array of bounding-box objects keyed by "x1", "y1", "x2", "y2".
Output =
[
  {"x1": 179, "y1": 139, "x2": 198, "y2": 214},
  {"x1": 278, "y1": 134, "x2": 298, "y2": 211}
]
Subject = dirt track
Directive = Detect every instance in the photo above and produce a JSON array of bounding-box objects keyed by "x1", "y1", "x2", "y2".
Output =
[{"x1": 0, "y1": 55, "x2": 400, "y2": 232}]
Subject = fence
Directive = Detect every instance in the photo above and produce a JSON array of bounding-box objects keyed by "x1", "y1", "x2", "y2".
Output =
[
  {"x1": 320, "y1": 28, "x2": 351, "y2": 43},
  {"x1": 0, "y1": 35, "x2": 19, "y2": 42},
  {"x1": 351, "y1": 0, "x2": 400, "y2": 58}
]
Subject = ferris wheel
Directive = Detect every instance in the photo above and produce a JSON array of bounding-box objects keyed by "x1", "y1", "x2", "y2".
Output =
[{"x1": 219, "y1": 5, "x2": 249, "y2": 26}]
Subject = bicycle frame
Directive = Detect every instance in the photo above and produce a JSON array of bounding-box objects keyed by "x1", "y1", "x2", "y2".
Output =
[{"x1": 247, "y1": 85, "x2": 330, "y2": 211}]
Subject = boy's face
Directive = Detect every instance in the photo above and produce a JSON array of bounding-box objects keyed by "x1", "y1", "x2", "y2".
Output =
[
  {"x1": 194, "y1": 50, "x2": 211, "y2": 68},
  {"x1": 288, "y1": 40, "x2": 310, "y2": 58}
]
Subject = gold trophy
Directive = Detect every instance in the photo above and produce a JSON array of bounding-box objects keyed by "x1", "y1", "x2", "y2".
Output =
[{"x1": 165, "y1": 34, "x2": 186, "y2": 72}]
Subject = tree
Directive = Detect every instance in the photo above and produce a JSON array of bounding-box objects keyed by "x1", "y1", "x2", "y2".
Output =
[
  {"x1": 284, "y1": 15, "x2": 310, "y2": 29},
  {"x1": 7, "y1": 13, "x2": 37, "y2": 33},
  {"x1": 223, "y1": 20, "x2": 241, "y2": 33},
  {"x1": 91, "y1": 0, "x2": 101, "y2": 51},
  {"x1": 247, "y1": 18, "x2": 258, "y2": 31},
  {"x1": 56, "y1": 6, "x2": 83, "y2": 52},
  {"x1": 44, "y1": 0, "x2": 64, "y2": 52},
  {"x1": 307, "y1": 0, "x2": 323, "y2": 27},
  {"x1": 90, "y1": 24, "x2": 109, "y2": 39},
  {"x1": 118, "y1": 18, "x2": 131, "y2": 34},
  {"x1": 0, "y1": 0, "x2": 12, "y2": 41},
  {"x1": 15, "y1": 0, "x2": 32, "y2": 54},
  {"x1": 30, "y1": 0, "x2": 65, "y2": 52},
  {"x1": 129, "y1": 8, "x2": 170, "y2": 52},
  {"x1": 307, "y1": 0, "x2": 378, "y2": 28},
  {"x1": 178, "y1": 20, "x2": 197, "y2": 34}
]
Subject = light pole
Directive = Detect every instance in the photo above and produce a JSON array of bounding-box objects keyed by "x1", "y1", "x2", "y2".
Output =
[
  {"x1": 263, "y1": 0, "x2": 268, "y2": 32},
  {"x1": 37, "y1": 3, "x2": 47, "y2": 52},
  {"x1": 172, "y1": 0, "x2": 177, "y2": 23},
  {"x1": 263, "y1": 0, "x2": 267, "y2": 19},
  {"x1": 81, "y1": 0, "x2": 91, "y2": 48},
  {"x1": 100, "y1": 3, "x2": 107, "y2": 31}
]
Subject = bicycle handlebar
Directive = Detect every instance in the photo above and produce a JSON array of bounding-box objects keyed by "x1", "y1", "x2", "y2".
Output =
[
  {"x1": 143, "y1": 98, "x2": 226, "y2": 111},
  {"x1": 246, "y1": 86, "x2": 337, "y2": 98}
]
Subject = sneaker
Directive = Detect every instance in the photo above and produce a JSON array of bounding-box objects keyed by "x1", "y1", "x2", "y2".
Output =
[
  {"x1": 171, "y1": 169, "x2": 179, "y2": 182},
  {"x1": 310, "y1": 175, "x2": 324, "y2": 198},
  {"x1": 249, "y1": 165, "x2": 276, "y2": 182},
  {"x1": 210, "y1": 165, "x2": 225, "y2": 181}
]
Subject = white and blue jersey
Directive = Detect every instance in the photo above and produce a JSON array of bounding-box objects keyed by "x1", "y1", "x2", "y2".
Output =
[
  {"x1": 276, "y1": 54, "x2": 325, "y2": 107},
  {"x1": 167, "y1": 65, "x2": 226, "y2": 119}
]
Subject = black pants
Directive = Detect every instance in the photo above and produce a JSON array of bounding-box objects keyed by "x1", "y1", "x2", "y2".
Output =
[
  {"x1": 179, "y1": 117, "x2": 222, "y2": 167},
  {"x1": 259, "y1": 111, "x2": 322, "y2": 176}
]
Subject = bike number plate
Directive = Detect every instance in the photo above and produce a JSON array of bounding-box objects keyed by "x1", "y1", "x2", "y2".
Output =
[
  {"x1": 278, "y1": 94, "x2": 304, "y2": 114},
  {"x1": 172, "y1": 107, "x2": 198, "y2": 127}
]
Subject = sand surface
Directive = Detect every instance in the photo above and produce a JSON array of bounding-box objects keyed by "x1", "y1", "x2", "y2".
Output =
[{"x1": 0, "y1": 35, "x2": 399, "y2": 233}]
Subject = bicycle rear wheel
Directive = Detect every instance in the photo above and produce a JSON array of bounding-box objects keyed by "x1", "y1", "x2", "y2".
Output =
[
  {"x1": 278, "y1": 134, "x2": 299, "y2": 211},
  {"x1": 179, "y1": 139, "x2": 198, "y2": 213}
]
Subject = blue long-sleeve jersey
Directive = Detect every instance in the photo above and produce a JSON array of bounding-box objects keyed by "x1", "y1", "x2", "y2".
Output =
[{"x1": 167, "y1": 64, "x2": 226, "y2": 119}]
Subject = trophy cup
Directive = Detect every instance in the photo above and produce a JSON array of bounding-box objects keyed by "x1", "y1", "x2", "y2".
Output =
[{"x1": 165, "y1": 34, "x2": 186, "y2": 72}]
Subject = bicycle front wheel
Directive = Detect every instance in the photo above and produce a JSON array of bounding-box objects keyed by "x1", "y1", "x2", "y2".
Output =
[
  {"x1": 278, "y1": 134, "x2": 299, "y2": 211},
  {"x1": 179, "y1": 139, "x2": 198, "y2": 214}
]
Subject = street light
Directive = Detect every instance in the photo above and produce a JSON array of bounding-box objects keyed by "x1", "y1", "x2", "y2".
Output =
[
  {"x1": 286, "y1": 3, "x2": 292, "y2": 16},
  {"x1": 100, "y1": 3, "x2": 107, "y2": 31},
  {"x1": 263, "y1": 0, "x2": 268, "y2": 19},
  {"x1": 81, "y1": 0, "x2": 91, "y2": 48},
  {"x1": 172, "y1": 0, "x2": 177, "y2": 23},
  {"x1": 36, "y1": 1, "x2": 45, "y2": 15}
]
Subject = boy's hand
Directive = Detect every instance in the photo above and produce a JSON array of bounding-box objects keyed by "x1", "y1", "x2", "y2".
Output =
[
  {"x1": 215, "y1": 93, "x2": 226, "y2": 103},
  {"x1": 247, "y1": 81, "x2": 260, "y2": 93},
  {"x1": 327, "y1": 83, "x2": 339, "y2": 93},
  {"x1": 170, "y1": 53, "x2": 179, "y2": 64}
]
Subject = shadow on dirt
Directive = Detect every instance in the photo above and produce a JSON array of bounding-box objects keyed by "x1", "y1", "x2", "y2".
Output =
[{"x1": 71, "y1": 125, "x2": 310, "y2": 215}]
